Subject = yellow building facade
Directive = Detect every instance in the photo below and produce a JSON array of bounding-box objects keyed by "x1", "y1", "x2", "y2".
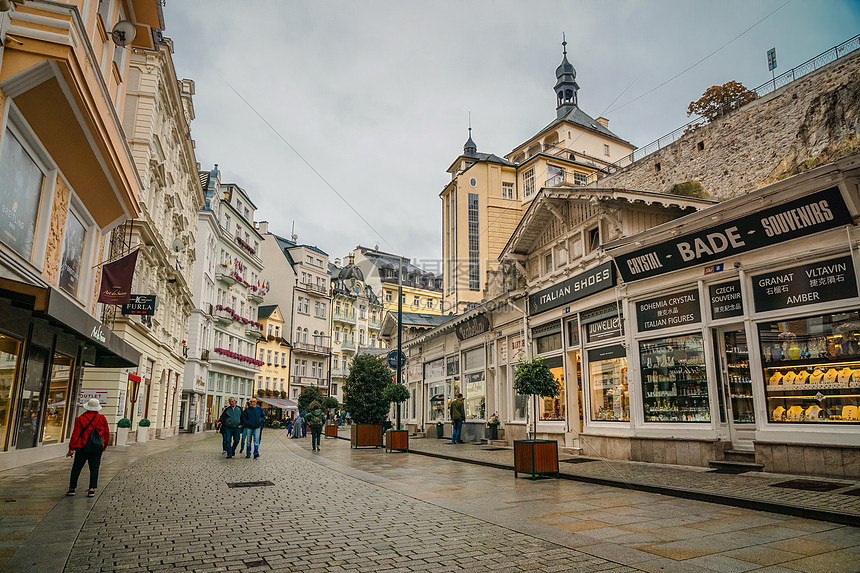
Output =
[
  {"x1": 254, "y1": 304, "x2": 291, "y2": 396},
  {"x1": 441, "y1": 41, "x2": 635, "y2": 312}
]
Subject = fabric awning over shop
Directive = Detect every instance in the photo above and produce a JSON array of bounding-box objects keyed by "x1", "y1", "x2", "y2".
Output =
[
  {"x1": 256, "y1": 396, "x2": 298, "y2": 411},
  {"x1": 0, "y1": 277, "x2": 141, "y2": 368}
]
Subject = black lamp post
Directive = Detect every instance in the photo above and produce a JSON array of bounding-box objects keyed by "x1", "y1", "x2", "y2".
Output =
[{"x1": 396, "y1": 255, "x2": 404, "y2": 430}]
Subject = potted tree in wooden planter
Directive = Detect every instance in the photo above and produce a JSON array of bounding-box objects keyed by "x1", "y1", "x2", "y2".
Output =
[
  {"x1": 512, "y1": 357, "x2": 561, "y2": 479},
  {"x1": 344, "y1": 354, "x2": 390, "y2": 448},
  {"x1": 384, "y1": 381, "x2": 410, "y2": 452},
  {"x1": 322, "y1": 396, "x2": 339, "y2": 439}
]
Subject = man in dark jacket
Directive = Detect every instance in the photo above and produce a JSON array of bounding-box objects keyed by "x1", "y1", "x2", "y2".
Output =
[
  {"x1": 449, "y1": 393, "x2": 465, "y2": 444},
  {"x1": 240, "y1": 398, "x2": 265, "y2": 459},
  {"x1": 218, "y1": 397, "x2": 242, "y2": 458}
]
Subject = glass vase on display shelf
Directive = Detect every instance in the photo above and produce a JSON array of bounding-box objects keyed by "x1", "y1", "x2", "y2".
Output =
[{"x1": 760, "y1": 310, "x2": 860, "y2": 424}]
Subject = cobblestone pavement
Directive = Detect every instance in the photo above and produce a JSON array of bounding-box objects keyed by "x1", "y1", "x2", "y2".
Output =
[
  {"x1": 2, "y1": 430, "x2": 859, "y2": 572},
  {"x1": 401, "y1": 433, "x2": 860, "y2": 523},
  {"x1": 63, "y1": 432, "x2": 636, "y2": 573}
]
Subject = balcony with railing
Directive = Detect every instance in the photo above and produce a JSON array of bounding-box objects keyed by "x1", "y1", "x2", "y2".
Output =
[
  {"x1": 289, "y1": 375, "x2": 328, "y2": 388},
  {"x1": 333, "y1": 310, "x2": 356, "y2": 324},
  {"x1": 546, "y1": 169, "x2": 591, "y2": 188},
  {"x1": 340, "y1": 339, "x2": 356, "y2": 351},
  {"x1": 330, "y1": 366, "x2": 349, "y2": 378},
  {"x1": 291, "y1": 341, "x2": 330, "y2": 356},
  {"x1": 368, "y1": 318, "x2": 382, "y2": 330},
  {"x1": 297, "y1": 280, "x2": 329, "y2": 296}
]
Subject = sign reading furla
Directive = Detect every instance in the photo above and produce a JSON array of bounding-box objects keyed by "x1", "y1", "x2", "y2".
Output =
[{"x1": 614, "y1": 187, "x2": 851, "y2": 282}]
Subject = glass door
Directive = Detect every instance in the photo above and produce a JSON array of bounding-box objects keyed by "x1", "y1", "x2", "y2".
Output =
[
  {"x1": 718, "y1": 326, "x2": 755, "y2": 448},
  {"x1": 16, "y1": 345, "x2": 48, "y2": 449}
]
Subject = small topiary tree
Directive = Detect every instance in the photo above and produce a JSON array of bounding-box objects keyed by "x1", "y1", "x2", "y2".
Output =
[
  {"x1": 322, "y1": 396, "x2": 339, "y2": 423},
  {"x1": 513, "y1": 357, "x2": 561, "y2": 439},
  {"x1": 298, "y1": 386, "x2": 324, "y2": 413},
  {"x1": 343, "y1": 354, "x2": 392, "y2": 424},
  {"x1": 117, "y1": 418, "x2": 132, "y2": 429},
  {"x1": 384, "y1": 382, "x2": 410, "y2": 430}
]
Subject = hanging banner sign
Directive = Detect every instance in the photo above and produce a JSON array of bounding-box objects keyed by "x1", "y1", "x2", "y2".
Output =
[
  {"x1": 122, "y1": 294, "x2": 157, "y2": 316},
  {"x1": 529, "y1": 261, "x2": 615, "y2": 315},
  {"x1": 614, "y1": 187, "x2": 852, "y2": 282},
  {"x1": 751, "y1": 255, "x2": 858, "y2": 312},
  {"x1": 709, "y1": 280, "x2": 744, "y2": 320},
  {"x1": 97, "y1": 249, "x2": 139, "y2": 305},
  {"x1": 637, "y1": 289, "x2": 702, "y2": 332}
]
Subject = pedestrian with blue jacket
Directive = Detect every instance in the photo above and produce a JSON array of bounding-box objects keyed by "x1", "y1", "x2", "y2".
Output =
[
  {"x1": 218, "y1": 397, "x2": 242, "y2": 458},
  {"x1": 240, "y1": 398, "x2": 265, "y2": 459}
]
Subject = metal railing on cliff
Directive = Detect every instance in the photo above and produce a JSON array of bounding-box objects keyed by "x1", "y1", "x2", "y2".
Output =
[{"x1": 591, "y1": 33, "x2": 860, "y2": 182}]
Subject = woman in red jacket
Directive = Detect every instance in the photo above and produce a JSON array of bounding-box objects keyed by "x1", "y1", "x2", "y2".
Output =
[{"x1": 66, "y1": 398, "x2": 110, "y2": 497}]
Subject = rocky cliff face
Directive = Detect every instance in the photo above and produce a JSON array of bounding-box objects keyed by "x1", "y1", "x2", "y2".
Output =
[{"x1": 596, "y1": 49, "x2": 860, "y2": 200}]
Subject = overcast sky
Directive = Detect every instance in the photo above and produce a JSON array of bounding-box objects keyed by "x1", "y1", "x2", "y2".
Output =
[{"x1": 163, "y1": 0, "x2": 859, "y2": 268}]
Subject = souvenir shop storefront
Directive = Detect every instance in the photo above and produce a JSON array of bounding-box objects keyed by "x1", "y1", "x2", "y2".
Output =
[
  {"x1": 0, "y1": 279, "x2": 140, "y2": 470},
  {"x1": 601, "y1": 158, "x2": 860, "y2": 478}
]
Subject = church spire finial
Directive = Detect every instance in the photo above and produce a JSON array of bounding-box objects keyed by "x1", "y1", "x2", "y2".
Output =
[
  {"x1": 463, "y1": 113, "x2": 477, "y2": 157},
  {"x1": 554, "y1": 33, "x2": 579, "y2": 118},
  {"x1": 562, "y1": 33, "x2": 567, "y2": 56}
]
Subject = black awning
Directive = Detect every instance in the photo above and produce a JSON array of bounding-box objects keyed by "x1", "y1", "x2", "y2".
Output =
[{"x1": 0, "y1": 277, "x2": 140, "y2": 368}]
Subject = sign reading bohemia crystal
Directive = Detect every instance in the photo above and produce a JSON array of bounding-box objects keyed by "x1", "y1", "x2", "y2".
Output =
[
  {"x1": 751, "y1": 255, "x2": 858, "y2": 312},
  {"x1": 529, "y1": 261, "x2": 615, "y2": 315},
  {"x1": 615, "y1": 187, "x2": 852, "y2": 282},
  {"x1": 637, "y1": 289, "x2": 702, "y2": 332}
]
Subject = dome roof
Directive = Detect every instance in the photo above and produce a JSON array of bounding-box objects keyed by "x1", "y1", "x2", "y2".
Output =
[{"x1": 338, "y1": 264, "x2": 364, "y2": 281}]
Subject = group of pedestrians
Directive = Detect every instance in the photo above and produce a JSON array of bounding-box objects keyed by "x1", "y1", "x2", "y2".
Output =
[{"x1": 216, "y1": 397, "x2": 265, "y2": 459}]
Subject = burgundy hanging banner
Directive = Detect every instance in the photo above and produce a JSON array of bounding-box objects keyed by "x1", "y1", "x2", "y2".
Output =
[{"x1": 97, "y1": 249, "x2": 139, "y2": 305}]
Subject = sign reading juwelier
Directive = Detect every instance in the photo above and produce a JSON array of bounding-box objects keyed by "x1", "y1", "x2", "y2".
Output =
[{"x1": 615, "y1": 187, "x2": 852, "y2": 282}]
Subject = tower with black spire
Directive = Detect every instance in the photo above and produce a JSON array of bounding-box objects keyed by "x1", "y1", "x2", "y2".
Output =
[
  {"x1": 554, "y1": 34, "x2": 579, "y2": 118},
  {"x1": 463, "y1": 126, "x2": 477, "y2": 157}
]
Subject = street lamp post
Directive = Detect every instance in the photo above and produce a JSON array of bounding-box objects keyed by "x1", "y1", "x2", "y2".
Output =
[{"x1": 396, "y1": 255, "x2": 404, "y2": 430}]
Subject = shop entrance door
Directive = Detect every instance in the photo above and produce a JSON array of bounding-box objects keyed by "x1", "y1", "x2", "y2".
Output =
[{"x1": 716, "y1": 326, "x2": 756, "y2": 449}]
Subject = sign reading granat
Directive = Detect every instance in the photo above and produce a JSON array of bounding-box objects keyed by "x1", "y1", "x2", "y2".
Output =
[
  {"x1": 455, "y1": 313, "x2": 490, "y2": 341},
  {"x1": 637, "y1": 289, "x2": 702, "y2": 332},
  {"x1": 529, "y1": 261, "x2": 615, "y2": 315},
  {"x1": 615, "y1": 187, "x2": 852, "y2": 282},
  {"x1": 752, "y1": 255, "x2": 858, "y2": 312},
  {"x1": 709, "y1": 280, "x2": 744, "y2": 320}
]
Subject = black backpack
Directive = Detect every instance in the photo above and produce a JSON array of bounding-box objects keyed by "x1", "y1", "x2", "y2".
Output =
[{"x1": 80, "y1": 414, "x2": 104, "y2": 454}]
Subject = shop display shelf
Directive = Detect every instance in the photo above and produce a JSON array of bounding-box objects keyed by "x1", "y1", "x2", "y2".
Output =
[
  {"x1": 763, "y1": 355, "x2": 860, "y2": 368},
  {"x1": 767, "y1": 382, "x2": 860, "y2": 392}
]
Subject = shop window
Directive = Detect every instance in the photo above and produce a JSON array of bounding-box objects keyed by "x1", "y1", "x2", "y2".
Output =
[
  {"x1": 429, "y1": 381, "x2": 445, "y2": 422},
  {"x1": 540, "y1": 357, "x2": 565, "y2": 421},
  {"x1": 58, "y1": 207, "x2": 89, "y2": 299},
  {"x1": 588, "y1": 345, "x2": 628, "y2": 421},
  {"x1": 587, "y1": 226, "x2": 600, "y2": 253},
  {"x1": 41, "y1": 354, "x2": 73, "y2": 445},
  {"x1": 0, "y1": 127, "x2": 48, "y2": 261},
  {"x1": 640, "y1": 334, "x2": 709, "y2": 422},
  {"x1": 0, "y1": 334, "x2": 22, "y2": 450},
  {"x1": 16, "y1": 345, "x2": 49, "y2": 449},
  {"x1": 759, "y1": 310, "x2": 860, "y2": 424},
  {"x1": 463, "y1": 347, "x2": 485, "y2": 419},
  {"x1": 534, "y1": 328, "x2": 562, "y2": 355}
]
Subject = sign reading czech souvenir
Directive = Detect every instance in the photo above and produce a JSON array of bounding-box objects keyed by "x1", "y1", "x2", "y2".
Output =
[
  {"x1": 529, "y1": 262, "x2": 615, "y2": 315},
  {"x1": 614, "y1": 187, "x2": 852, "y2": 282},
  {"x1": 709, "y1": 280, "x2": 744, "y2": 320},
  {"x1": 751, "y1": 255, "x2": 858, "y2": 312},
  {"x1": 636, "y1": 289, "x2": 702, "y2": 332}
]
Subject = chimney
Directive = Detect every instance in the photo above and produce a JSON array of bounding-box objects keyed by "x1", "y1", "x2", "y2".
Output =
[
  {"x1": 595, "y1": 117, "x2": 609, "y2": 128},
  {"x1": 257, "y1": 221, "x2": 269, "y2": 234},
  {"x1": 334, "y1": 258, "x2": 341, "y2": 266}
]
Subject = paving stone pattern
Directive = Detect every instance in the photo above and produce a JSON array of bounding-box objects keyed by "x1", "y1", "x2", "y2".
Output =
[{"x1": 65, "y1": 435, "x2": 636, "y2": 573}]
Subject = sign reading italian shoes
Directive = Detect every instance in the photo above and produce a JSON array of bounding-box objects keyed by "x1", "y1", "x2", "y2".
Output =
[
  {"x1": 614, "y1": 187, "x2": 852, "y2": 282},
  {"x1": 97, "y1": 249, "x2": 139, "y2": 305},
  {"x1": 529, "y1": 262, "x2": 615, "y2": 315}
]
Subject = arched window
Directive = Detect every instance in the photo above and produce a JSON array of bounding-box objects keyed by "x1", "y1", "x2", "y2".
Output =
[
  {"x1": 296, "y1": 327, "x2": 301, "y2": 343},
  {"x1": 303, "y1": 328, "x2": 308, "y2": 343}
]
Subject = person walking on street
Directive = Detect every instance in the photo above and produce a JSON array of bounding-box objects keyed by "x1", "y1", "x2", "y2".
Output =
[
  {"x1": 66, "y1": 398, "x2": 110, "y2": 497},
  {"x1": 241, "y1": 398, "x2": 265, "y2": 459},
  {"x1": 300, "y1": 410, "x2": 308, "y2": 438},
  {"x1": 218, "y1": 397, "x2": 242, "y2": 458},
  {"x1": 449, "y1": 393, "x2": 465, "y2": 444},
  {"x1": 306, "y1": 401, "x2": 325, "y2": 452},
  {"x1": 292, "y1": 412, "x2": 303, "y2": 439}
]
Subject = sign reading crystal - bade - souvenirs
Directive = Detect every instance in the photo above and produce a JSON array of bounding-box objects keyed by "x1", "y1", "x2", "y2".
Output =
[
  {"x1": 751, "y1": 255, "x2": 858, "y2": 312},
  {"x1": 709, "y1": 280, "x2": 744, "y2": 320},
  {"x1": 529, "y1": 261, "x2": 615, "y2": 315},
  {"x1": 614, "y1": 187, "x2": 852, "y2": 282},
  {"x1": 637, "y1": 289, "x2": 701, "y2": 332}
]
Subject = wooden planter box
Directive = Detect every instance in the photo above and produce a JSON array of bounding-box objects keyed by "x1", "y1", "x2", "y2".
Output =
[
  {"x1": 514, "y1": 439, "x2": 559, "y2": 479},
  {"x1": 350, "y1": 424, "x2": 383, "y2": 448},
  {"x1": 324, "y1": 425, "x2": 338, "y2": 438},
  {"x1": 385, "y1": 429, "x2": 409, "y2": 452}
]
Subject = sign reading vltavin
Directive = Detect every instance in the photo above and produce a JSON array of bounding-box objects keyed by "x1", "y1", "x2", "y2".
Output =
[
  {"x1": 615, "y1": 187, "x2": 852, "y2": 282},
  {"x1": 751, "y1": 256, "x2": 858, "y2": 312}
]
